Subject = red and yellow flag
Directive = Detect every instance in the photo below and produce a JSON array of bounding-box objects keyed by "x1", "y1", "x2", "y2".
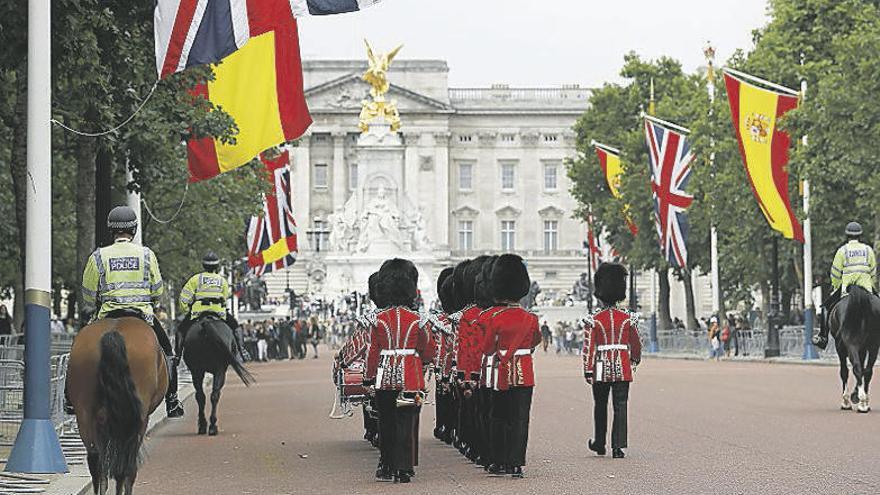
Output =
[
  {"x1": 594, "y1": 142, "x2": 638, "y2": 236},
  {"x1": 187, "y1": 3, "x2": 312, "y2": 182},
  {"x1": 723, "y1": 70, "x2": 803, "y2": 242}
]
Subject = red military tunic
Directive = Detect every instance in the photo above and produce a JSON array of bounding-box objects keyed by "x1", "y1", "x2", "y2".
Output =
[
  {"x1": 455, "y1": 305, "x2": 484, "y2": 381},
  {"x1": 582, "y1": 307, "x2": 642, "y2": 384},
  {"x1": 476, "y1": 306, "x2": 504, "y2": 388},
  {"x1": 480, "y1": 305, "x2": 542, "y2": 391},
  {"x1": 366, "y1": 307, "x2": 436, "y2": 392}
]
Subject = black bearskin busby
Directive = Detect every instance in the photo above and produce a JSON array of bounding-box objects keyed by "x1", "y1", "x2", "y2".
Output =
[
  {"x1": 368, "y1": 272, "x2": 387, "y2": 309},
  {"x1": 376, "y1": 258, "x2": 419, "y2": 308},
  {"x1": 436, "y1": 268, "x2": 455, "y2": 312},
  {"x1": 475, "y1": 255, "x2": 499, "y2": 308},
  {"x1": 491, "y1": 254, "x2": 530, "y2": 302},
  {"x1": 460, "y1": 255, "x2": 491, "y2": 305},
  {"x1": 451, "y1": 259, "x2": 473, "y2": 309},
  {"x1": 594, "y1": 262, "x2": 628, "y2": 305}
]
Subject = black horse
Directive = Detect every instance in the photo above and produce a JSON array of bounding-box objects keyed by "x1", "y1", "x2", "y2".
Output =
[
  {"x1": 180, "y1": 316, "x2": 254, "y2": 435},
  {"x1": 829, "y1": 286, "x2": 880, "y2": 413}
]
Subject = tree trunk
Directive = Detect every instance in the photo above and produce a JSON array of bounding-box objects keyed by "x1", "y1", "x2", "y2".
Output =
[
  {"x1": 75, "y1": 135, "x2": 98, "y2": 316},
  {"x1": 760, "y1": 280, "x2": 771, "y2": 331},
  {"x1": 681, "y1": 268, "x2": 700, "y2": 332},
  {"x1": 9, "y1": 70, "x2": 27, "y2": 331},
  {"x1": 94, "y1": 147, "x2": 113, "y2": 249},
  {"x1": 658, "y1": 269, "x2": 672, "y2": 331}
]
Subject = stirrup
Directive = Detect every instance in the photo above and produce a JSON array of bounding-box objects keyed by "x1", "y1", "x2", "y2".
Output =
[
  {"x1": 166, "y1": 394, "x2": 184, "y2": 418},
  {"x1": 812, "y1": 334, "x2": 829, "y2": 350}
]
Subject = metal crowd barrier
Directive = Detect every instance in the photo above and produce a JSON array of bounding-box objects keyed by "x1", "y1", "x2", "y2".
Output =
[{"x1": 648, "y1": 325, "x2": 838, "y2": 360}]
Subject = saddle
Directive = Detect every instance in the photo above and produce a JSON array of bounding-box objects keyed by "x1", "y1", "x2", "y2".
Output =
[{"x1": 104, "y1": 308, "x2": 154, "y2": 325}]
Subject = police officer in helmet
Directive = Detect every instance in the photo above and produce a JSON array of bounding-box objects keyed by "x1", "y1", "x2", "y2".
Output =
[
  {"x1": 76, "y1": 205, "x2": 184, "y2": 417},
  {"x1": 814, "y1": 221, "x2": 877, "y2": 349},
  {"x1": 176, "y1": 251, "x2": 242, "y2": 358}
]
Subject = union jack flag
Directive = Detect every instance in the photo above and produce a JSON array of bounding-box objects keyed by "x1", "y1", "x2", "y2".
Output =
[
  {"x1": 644, "y1": 116, "x2": 694, "y2": 268},
  {"x1": 246, "y1": 151, "x2": 298, "y2": 277}
]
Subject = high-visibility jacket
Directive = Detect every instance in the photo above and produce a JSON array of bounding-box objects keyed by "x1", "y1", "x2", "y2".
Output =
[
  {"x1": 179, "y1": 272, "x2": 230, "y2": 318},
  {"x1": 82, "y1": 239, "x2": 163, "y2": 319},
  {"x1": 831, "y1": 240, "x2": 876, "y2": 293}
]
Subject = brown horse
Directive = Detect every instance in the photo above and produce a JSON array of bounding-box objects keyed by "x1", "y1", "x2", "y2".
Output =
[{"x1": 67, "y1": 317, "x2": 168, "y2": 495}]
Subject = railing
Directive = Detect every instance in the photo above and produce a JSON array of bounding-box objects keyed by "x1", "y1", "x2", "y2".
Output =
[
  {"x1": 449, "y1": 87, "x2": 591, "y2": 102},
  {"x1": 646, "y1": 325, "x2": 837, "y2": 360}
]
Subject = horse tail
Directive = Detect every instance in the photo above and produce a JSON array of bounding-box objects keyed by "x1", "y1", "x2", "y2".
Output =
[
  {"x1": 201, "y1": 319, "x2": 255, "y2": 386},
  {"x1": 97, "y1": 330, "x2": 143, "y2": 481},
  {"x1": 843, "y1": 286, "x2": 872, "y2": 332}
]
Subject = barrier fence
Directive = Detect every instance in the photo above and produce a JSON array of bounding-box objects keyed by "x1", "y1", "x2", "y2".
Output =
[{"x1": 647, "y1": 325, "x2": 838, "y2": 360}]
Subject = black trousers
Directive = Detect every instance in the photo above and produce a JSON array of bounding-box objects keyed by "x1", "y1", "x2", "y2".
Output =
[
  {"x1": 591, "y1": 381, "x2": 630, "y2": 449},
  {"x1": 459, "y1": 390, "x2": 477, "y2": 449},
  {"x1": 491, "y1": 387, "x2": 533, "y2": 467},
  {"x1": 476, "y1": 387, "x2": 494, "y2": 460},
  {"x1": 375, "y1": 390, "x2": 420, "y2": 472}
]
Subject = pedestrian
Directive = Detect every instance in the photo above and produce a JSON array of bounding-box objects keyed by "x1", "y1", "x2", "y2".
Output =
[
  {"x1": 708, "y1": 317, "x2": 721, "y2": 360},
  {"x1": 554, "y1": 323, "x2": 564, "y2": 354},
  {"x1": 256, "y1": 323, "x2": 268, "y2": 362},
  {"x1": 540, "y1": 320, "x2": 551, "y2": 353},
  {"x1": 584, "y1": 263, "x2": 642, "y2": 459},
  {"x1": 0, "y1": 305, "x2": 12, "y2": 336},
  {"x1": 365, "y1": 258, "x2": 435, "y2": 483},
  {"x1": 480, "y1": 254, "x2": 541, "y2": 478},
  {"x1": 308, "y1": 317, "x2": 322, "y2": 359}
]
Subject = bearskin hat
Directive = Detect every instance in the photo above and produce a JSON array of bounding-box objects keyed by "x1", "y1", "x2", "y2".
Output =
[
  {"x1": 490, "y1": 254, "x2": 530, "y2": 302},
  {"x1": 439, "y1": 275, "x2": 459, "y2": 314},
  {"x1": 594, "y1": 262, "x2": 628, "y2": 305},
  {"x1": 437, "y1": 267, "x2": 454, "y2": 295},
  {"x1": 451, "y1": 260, "x2": 473, "y2": 308},
  {"x1": 376, "y1": 258, "x2": 418, "y2": 307},
  {"x1": 461, "y1": 255, "x2": 492, "y2": 307},
  {"x1": 475, "y1": 256, "x2": 499, "y2": 308},
  {"x1": 368, "y1": 272, "x2": 387, "y2": 309}
]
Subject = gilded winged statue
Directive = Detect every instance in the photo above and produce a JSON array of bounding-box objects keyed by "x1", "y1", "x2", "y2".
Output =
[{"x1": 360, "y1": 40, "x2": 403, "y2": 133}]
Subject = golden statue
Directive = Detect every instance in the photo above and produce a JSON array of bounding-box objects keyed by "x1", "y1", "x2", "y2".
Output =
[{"x1": 359, "y1": 39, "x2": 403, "y2": 133}]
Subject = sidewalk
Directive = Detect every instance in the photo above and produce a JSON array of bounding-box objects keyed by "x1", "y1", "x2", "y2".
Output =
[{"x1": 644, "y1": 352, "x2": 838, "y2": 367}]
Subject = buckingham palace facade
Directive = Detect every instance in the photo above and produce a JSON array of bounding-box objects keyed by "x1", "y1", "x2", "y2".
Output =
[{"x1": 277, "y1": 59, "x2": 593, "y2": 297}]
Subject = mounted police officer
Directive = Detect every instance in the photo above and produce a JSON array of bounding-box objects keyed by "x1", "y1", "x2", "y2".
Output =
[
  {"x1": 814, "y1": 221, "x2": 877, "y2": 349},
  {"x1": 78, "y1": 205, "x2": 184, "y2": 417},
  {"x1": 176, "y1": 252, "x2": 242, "y2": 358}
]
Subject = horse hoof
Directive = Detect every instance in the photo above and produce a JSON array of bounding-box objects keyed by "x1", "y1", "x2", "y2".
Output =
[
  {"x1": 198, "y1": 425, "x2": 207, "y2": 435},
  {"x1": 208, "y1": 425, "x2": 219, "y2": 436}
]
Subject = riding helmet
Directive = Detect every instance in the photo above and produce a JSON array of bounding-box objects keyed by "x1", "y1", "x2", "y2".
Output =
[
  {"x1": 846, "y1": 221, "x2": 863, "y2": 237},
  {"x1": 202, "y1": 251, "x2": 221, "y2": 270},
  {"x1": 107, "y1": 205, "x2": 138, "y2": 234}
]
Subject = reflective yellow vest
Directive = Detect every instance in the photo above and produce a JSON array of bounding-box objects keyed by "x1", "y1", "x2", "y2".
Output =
[
  {"x1": 831, "y1": 240, "x2": 876, "y2": 293},
  {"x1": 82, "y1": 239, "x2": 163, "y2": 319},
  {"x1": 179, "y1": 272, "x2": 230, "y2": 318}
]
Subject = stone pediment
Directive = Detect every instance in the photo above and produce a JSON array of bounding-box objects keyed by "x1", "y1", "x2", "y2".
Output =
[
  {"x1": 538, "y1": 205, "x2": 565, "y2": 217},
  {"x1": 451, "y1": 205, "x2": 480, "y2": 217},
  {"x1": 305, "y1": 74, "x2": 455, "y2": 114}
]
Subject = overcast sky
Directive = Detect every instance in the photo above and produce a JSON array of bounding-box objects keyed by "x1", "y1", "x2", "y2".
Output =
[{"x1": 297, "y1": 0, "x2": 769, "y2": 88}]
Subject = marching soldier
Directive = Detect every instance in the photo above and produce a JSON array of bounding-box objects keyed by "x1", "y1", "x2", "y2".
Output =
[
  {"x1": 480, "y1": 254, "x2": 541, "y2": 477},
  {"x1": 473, "y1": 256, "x2": 501, "y2": 469},
  {"x1": 813, "y1": 221, "x2": 877, "y2": 349},
  {"x1": 583, "y1": 263, "x2": 642, "y2": 459},
  {"x1": 77, "y1": 205, "x2": 183, "y2": 417},
  {"x1": 429, "y1": 268, "x2": 456, "y2": 443},
  {"x1": 364, "y1": 259, "x2": 436, "y2": 483},
  {"x1": 176, "y1": 252, "x2": 242, "y2": 357}
]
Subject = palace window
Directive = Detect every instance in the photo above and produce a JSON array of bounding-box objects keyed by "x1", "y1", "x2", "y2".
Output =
[
  {"x1": 458, "y1": 220, "x2": 474, "y2": 251},
  {"x1": 501, "y1": 220, "x2": 516, "y2": 251},
  {"x1": 544, "y1": 163, "x2": 558, "y2": 191},
  {"x1": 500, "y1": 163, "x2": 516, "y2": 191},
  {"x1": 543, "y1": 220, "x2": 559, "y2": 252},
  {"x1": 459, "y1": 163, "x2": 473, "y2": 191},
  {"x1": 313, "y1": 164, "x2": 328, "y2": 189}
]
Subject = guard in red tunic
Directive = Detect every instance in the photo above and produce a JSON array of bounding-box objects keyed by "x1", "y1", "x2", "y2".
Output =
[
  {"x1": 473, "y1": 256, "x2": 501, "y2": 469},
  {"x1": 429, "y1": 268, "x2": 455, "y2": 443},
  {"x1": 583, "y1": 263, "x2": 642, "y2": 459},
  {"x1": 480, "y1": 254, "x2": 542, "y2": 477},
  {"x1": 364, "y1": 259, "x2": 436, "y2": 483},
  {"x1": 452, "y1": 256, "x2": 492, "y2": 461}
]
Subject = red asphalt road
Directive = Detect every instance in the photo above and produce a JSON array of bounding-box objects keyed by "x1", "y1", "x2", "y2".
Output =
[{"x1": 134, "y1": 351, "x2": 880, "y2": 495}]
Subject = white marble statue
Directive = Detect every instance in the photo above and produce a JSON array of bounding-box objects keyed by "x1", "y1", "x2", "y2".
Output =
[{"x1": 356, "y1": 187, "x2": 404, "y2": 252}]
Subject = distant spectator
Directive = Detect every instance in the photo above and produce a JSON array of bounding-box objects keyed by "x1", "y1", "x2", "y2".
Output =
[
  {"x1": 256, "y1": 323, "x2": 269, "y2": 362},
  {"x1": 708, "y1": 317, "x2": 721, "y2": 361},
  {"x1": 0, "y1": 305, "x2": 11, "y2": 336},
  {"x1": 540, "y1": 321, "x2": 551, "y2": 353}
]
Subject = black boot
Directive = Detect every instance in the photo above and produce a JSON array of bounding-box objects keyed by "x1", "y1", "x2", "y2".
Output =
[
  {"x1": 588, "y1": 439, "x2": 606, "y2": 456},
  {"x1": 394, "y1": 471, "x2": 411, "y2": 483},
  {"x1": 510, "y1": 466, "x2": 523, "y2": 478},
  {"x1": 612, "y1": 448, "x2": 625, "y2": 459},
  {"x1": 812, "y1": 313, "x2": 829, "y2": 350},
  {"x1": 165, "y1": 356, "x2": 184, "y2": 418},
  {"x1": 375, "y1": 463, "x2": 392, "y2": 481}
]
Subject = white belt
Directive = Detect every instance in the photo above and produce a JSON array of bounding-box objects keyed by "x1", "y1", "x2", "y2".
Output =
[
  {"x1": 597, "y1": 344, "x2": 628, "y2": 351},
  {"x1": 499, "y1": 349, "x2": 532, "y2": 356},
  {"x1": 380, "y1": 349, "x2": 417, "y2": 356}
]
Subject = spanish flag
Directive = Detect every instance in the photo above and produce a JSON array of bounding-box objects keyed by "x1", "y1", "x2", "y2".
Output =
[
  {"x1": 723, "y1": 69, "x2": 803, "y2": 242},
  {"x1": 594, "y1": 142, "x2": 638, "y2": 236},
  {"x1": 187, "y1": 2, "x2": 312, "y2": 182}
]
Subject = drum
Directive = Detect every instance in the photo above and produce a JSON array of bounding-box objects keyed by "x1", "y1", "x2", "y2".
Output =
[{"x1": 340, "y1": 361, "x2": 368, "y2": 402}]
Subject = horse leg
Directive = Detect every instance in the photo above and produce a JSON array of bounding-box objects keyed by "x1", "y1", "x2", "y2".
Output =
[
  {"x1": 208, "y1": 371, "x2": 226, "y2": 436},
  {"x1": 860, "y1": 348, "x2": 877, "y2": 413},
  {"x1": 837, "y1": 342, "x2": 851, "y2": 410},
  {"x1": 848, "y1": 347, "x2": 867, "y2": 413},
  {"x1": 193, "y1": 370, "x2": 207, "y2": 434},
  {"x1": 87, "y1": 451, "x2": 103, "y2": 495}
]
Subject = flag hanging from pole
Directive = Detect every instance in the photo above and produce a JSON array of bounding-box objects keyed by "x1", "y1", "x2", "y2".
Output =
[
  {"x1": 155, "y1": 0, "x2": 384, "y2": 78},
  {"x1": 644, "y1": 115, "x2": 694, "y2": 268},
  {"x1": 186, "y1": 11, "x2": 312, "y2": 182},
  {"x1": 246, "y1": 151, "x2": 298, "y2": 276},
  {"x1": 723, "y1": 68, "x2": 803, "y2": 242},
  {"x1": 593, "y1": 142, "x2": 639, "y2": 236}
]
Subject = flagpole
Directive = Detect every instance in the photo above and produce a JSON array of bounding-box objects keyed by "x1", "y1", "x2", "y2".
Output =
[
  {"x1": 801, "y1": 54, "x2": 818, "y2": 360},
  {"x1": 705, "y1": 43, "x2": 722, "y2": 325},
  {"x1": 6, "y1": 0, "x2": 68, "y2": 473}
]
